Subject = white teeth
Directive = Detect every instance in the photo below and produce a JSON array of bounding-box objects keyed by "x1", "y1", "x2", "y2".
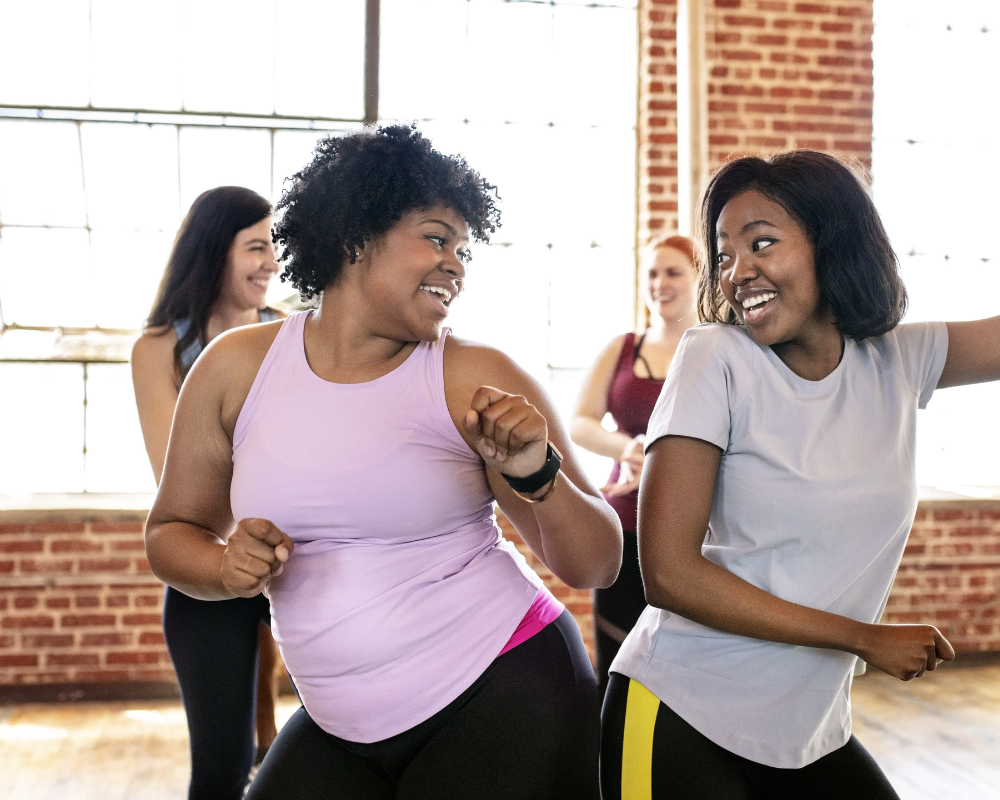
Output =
[
  {"x1": 419, "y1": 284, "x2": 452, "y2": 304},
  {"x1": 741, "y1": 292, "x2": 776, "y2": 310},
  {"x1": 250, "y1": 278, "x2": 269, "y2": 288}
]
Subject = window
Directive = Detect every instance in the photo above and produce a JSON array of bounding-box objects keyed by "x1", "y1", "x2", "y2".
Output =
[
  {"x1": 1, "y1": 0, "x2": 638, "y2": 493},
  {"x1": 872, "y1": 0, "x2": 1000, "y2": 488}
]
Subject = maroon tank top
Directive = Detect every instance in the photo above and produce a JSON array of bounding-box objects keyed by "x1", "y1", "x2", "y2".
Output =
[{"x1": 602, "y1": 332, "x2": 664, "y2": 532}]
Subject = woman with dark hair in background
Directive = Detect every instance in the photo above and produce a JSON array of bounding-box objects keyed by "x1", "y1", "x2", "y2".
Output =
[
  {"x1": 600, "y1": 151, "x2": 1000, "y2": 798},
  {"x1": 570, "y1": 234, "x2": 699, "y2": 697},
  {"x1": 142, "y1": 126, "x2": 622, "y2": 799},
  {"x1": 131, "y1": 186, "x2": 285, "y2": 800}
]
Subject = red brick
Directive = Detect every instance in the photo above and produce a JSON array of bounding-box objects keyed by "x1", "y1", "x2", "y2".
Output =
[
  {"x1": 89, "y1": 522, "x2": 145, "y2": 534},
  {"x1": 61, "y1": 614, "x2": 116, "y2": 628},
  {"x1": 821, "y1": 21, "x2": 853, "y2": 33},
  {"x1": 720, "y1": 49, "x2": 763, "y2": 61},
  {"x1": 745, "y1": 102, "x2": 788, "y2": 114},
  {"x1": 79, "y1": 558, "x2": 130, "y2": 572},
  {"x1": 13, "y1": 597, "x2": 38, "y2": 609},
  {"x1": 81, "y1": 632, "x2": 132, "y2": 646},
  {"x1": 0, "y1": 654, "x2": 39, "y2": 667},
  {"x1": 725, "y1": 15, "x2": 765, "y2": 26},
  {"x1": 795, "y1": 37, "x2": 829, "y2": 48},
  {"x1": 139, "y1": 631, "x2": 166, "y2": 645},
  {"x1": 50, "y1": 539, "x2": 104, "y2": 553},
  {"x1": 19, "y1": 559, "x2": 73, "y2": 573},
  {"x1": 47, "y1": 653, "x2": 100, "y2": 667},
  {"x1": 0, "y1": 524, "x2": 27, "y2": 534},
  {"x1": 795, "y1": 2, "x2": 831, "y2": 11},
  {"x1": 0, "y1": 540, "x2": 44, "y2": 553},
  {"x1": 773, "y1": 18, "x2": 814, "y2": 30},
  {"x1": 74, "y1": 596, "x2": 101, "y2": 609},
  {"x1": 0, "y1": 561, "x2": 16, "y2": 573},
  {"x1": 836, "y1": 5, "x2": 868, "y2": 17},
  {"x1": 817, "y1": 55, "x2": 855, "y2": 67},
  {"x1": 110, "y1": 540, "x2": 147, "y2": 552},
  {"x1": 1, "y1": 615, "x2": 54, "y2": 629},
  {"x1": 122, "y1": 613, "x2": 161, "y2": 626},
  {"x1": 45, "y1": 598, "x2": 71, "y2": 609},
  {"x1": 75, "y1": 670, "x2": 131, "y2": 682},
  {"x1": 27, "y1": 523, "x2": 84, "y2": 534},
  {"x1": 22, "y1": 634, "x2": 74, "y2": 648},
  {"x1": 714, "y1": 0, "x2": 742, "y2": 7},
  {"x1": 106, "y1": 651, "x2": 161, "y2": 665},
  {"x1": 749, "y1": 34, "x2": 788, "y2": 46},
  {"x1": 106, "y1": 595, "x2": 129, "y2": 608}
]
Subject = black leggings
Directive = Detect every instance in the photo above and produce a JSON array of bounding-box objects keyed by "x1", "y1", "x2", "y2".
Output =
[
  {"x1": 593, "y1": 531, "x2": 646, "y2": 697},
  {"x1": 163, "y1": 585, "x2": 272, "y2": 800},
  {"x1": 247, "y1": 610, "x2": 600, "y2": 800},
  {"x1": 600, "y1": 672, "x2": 899, "y2": 799}
]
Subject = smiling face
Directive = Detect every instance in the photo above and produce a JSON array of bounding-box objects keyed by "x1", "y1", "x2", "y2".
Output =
[
  {"x1": 643, "y1": 245, "x2": 697, "y2": 323},
  {"x1": 219, "y1": 216, "x2": 278, "y2": 312},
  {"x1": 353, "y1": 204, "x2": 471, "y2": 342},
  {"x1": 715, "y1": 190, "x2": 834, "y2": 349}
]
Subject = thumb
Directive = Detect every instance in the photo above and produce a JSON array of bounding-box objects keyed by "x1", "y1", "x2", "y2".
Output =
[
  {"x1": 463, "y1": 409, "x2": 482, "y2": 439},
  {"x1": 275, "y1": 532, "x2": 294, "y2": 563}
]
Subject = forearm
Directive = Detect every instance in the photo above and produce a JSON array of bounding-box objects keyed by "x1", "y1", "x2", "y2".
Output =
[
  {"x1": 645, "y1": 554, "x2": 870, "y2": 656},
  {"x1": 569, "y1": 416, "x2": 632, "y2": 460},
  {"x1": 145, "y1": 521, "x2": 236, "y2": 601},
  {"x1": 527, "y1": 478, "x2": 623, "y2": 590}
]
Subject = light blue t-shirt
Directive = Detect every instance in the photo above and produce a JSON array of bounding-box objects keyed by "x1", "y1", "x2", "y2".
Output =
[{"x1": 611, "y1": 321, "x2": 949, "y2": 768}]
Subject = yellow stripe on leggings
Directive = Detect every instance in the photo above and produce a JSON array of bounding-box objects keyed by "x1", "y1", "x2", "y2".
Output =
[{"x1": 621, "y1": 679, "x2": 660, "y2": 800}]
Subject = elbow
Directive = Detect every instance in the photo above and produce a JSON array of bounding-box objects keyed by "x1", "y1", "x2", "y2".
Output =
[
  {"x1": 568, "y1": 416, "x2": 586, "y2": 446},
  {"x1": 559, "y1": 523, "x2": 623, "y2": 591},
  {"x1": 641, "y1": 563, "x2": 689, "y2": 613}
]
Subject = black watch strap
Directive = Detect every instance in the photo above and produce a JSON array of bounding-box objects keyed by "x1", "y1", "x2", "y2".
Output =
[{"x1": 501, "y1": 443, "x2": 563, "y2": 494}]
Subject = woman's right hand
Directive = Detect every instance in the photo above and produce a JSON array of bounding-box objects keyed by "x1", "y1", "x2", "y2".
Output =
[
  {"x1": 620, "y1": 435, "x2": 645, "y2": 472},
  {"x1": 220, "y1": 518, "x2": 295, "y2": 598},
  {"x1": 857, "y1": 623, "x2": 955, "y2": 680}
]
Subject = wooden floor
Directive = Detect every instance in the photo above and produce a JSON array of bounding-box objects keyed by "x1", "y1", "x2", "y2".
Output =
[{"x1": 2, "y1": 665, "x2": 999, "y2": 799}]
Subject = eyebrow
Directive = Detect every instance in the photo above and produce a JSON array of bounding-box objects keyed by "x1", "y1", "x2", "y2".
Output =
[
  {"x1": 423, "y1": 218, "x2": 470, "y2": 245},
  {"x1": 718, "y1": 219, "x2": 778, "y2": 240},
  {"x1": 245, "y1": 238, "x2": 270, "y2": 246}
]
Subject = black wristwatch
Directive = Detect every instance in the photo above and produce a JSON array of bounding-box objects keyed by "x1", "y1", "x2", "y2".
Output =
[{"x1": 501, "y1": 442, "x2": 563, "y2": 494}]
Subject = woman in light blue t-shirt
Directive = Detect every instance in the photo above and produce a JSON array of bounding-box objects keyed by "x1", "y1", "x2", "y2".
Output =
[{"x1": 600, "y1": 151, "x2": 1000, "y2": 799}]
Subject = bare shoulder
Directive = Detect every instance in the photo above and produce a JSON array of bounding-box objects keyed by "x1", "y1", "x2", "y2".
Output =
[
  {"x1": 194, "y1": 319, "x2": 285, "y2": 435},
  {"x1": 443, "y1": 335, "x2": 540, "y2": 399},
  {"x1": 131, "y1": 325, "x2": 177, "y2": 365}
]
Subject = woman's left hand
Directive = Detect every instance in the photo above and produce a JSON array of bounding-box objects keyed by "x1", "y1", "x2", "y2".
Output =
[
  {"x1": 602, "y1": 461, "x2": 641, "y2": 497},
  {"x1": 464, "y1": 386, "x2": 549, "y2": 478}
]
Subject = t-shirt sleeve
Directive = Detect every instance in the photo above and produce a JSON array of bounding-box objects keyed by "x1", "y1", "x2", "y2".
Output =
[
  {"x1": 893, "y1": 321, "x2": 949, "y2": 409},
  {"x1": 644, "y1": 326, "x2": 743, "y2": 453}
]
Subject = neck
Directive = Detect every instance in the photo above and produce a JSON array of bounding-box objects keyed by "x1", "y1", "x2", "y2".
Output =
[
  {"x1": 770, "y1": 315, "x2": 844, "y2": 381},
  {"x1": 647, "y1": 305, "x2": 698, "y2": 341},
  {"x1": 206, "y1": 300, "x2": 260, "y2": 341},
  {"x1": 308, "y1": 280, "x2": 410, "y2": 375}
]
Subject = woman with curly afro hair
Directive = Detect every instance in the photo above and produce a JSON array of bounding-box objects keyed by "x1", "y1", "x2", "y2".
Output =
[{"x1": 144, "y1": 124, "x2": 623, "y2": 799}]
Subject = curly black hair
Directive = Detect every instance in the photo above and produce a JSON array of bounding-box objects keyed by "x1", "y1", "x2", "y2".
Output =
[{"x1": 273, "y1": 124, "x2": 501, "y2": 299}]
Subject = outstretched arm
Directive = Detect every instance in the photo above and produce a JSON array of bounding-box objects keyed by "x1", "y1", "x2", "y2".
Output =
[
  {"x1": 938, "y1": 316, "x2": 1000, "y2": 388},
  {"x1": 640, "y1": 434, "x2": 954, "y2": 681}
]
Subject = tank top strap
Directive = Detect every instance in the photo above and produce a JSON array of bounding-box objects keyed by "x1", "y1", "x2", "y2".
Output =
[
  {"x1": 615, "y1": 332, "x2": 637, "y2": 376},
  {"x1": 173, "y1": 318, "x2": 203, "y2": 371},
  {"x1": 232, "y1": 311, "x2": 308, "y2": 453}
]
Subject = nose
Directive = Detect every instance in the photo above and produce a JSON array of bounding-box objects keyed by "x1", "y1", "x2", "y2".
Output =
[
  {"x1": 728, "y1": 253, "x2": 758, "y2": 287},
  {"x1": 441, "y1": 252, "x2": 466, "y2": 281}
]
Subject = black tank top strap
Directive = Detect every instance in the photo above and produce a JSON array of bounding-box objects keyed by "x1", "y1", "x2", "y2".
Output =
[{"x1": 632, "y1": 330, "x2": 660, "y2": 380}]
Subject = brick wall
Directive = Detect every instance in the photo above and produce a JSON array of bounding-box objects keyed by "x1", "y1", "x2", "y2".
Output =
[
  {"x1": 0, "y1": 514, "x2": 172, "y2": 689},
  {"x1": 884, "y1": 502, "x2": 1000, "y2": 653},
  {"x1": 638, "y1": 0, "x2": 874, "y2": 241},
  {"x1": 3, "y1": 501, "x2": 998, "y2": 691}
]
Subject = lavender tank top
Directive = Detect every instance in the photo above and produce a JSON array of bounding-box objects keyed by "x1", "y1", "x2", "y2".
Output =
[{"x1": 230, "y1": 311, "x2": 541, "y2": 742}]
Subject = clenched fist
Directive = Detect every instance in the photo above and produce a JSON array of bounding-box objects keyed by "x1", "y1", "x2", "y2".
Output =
[
  {"x1": 464, "y1": 386, "x2": 549, "y2": 479},
  {"x1": 221, "y1": 518, "x2": 294, "y2": 598}
]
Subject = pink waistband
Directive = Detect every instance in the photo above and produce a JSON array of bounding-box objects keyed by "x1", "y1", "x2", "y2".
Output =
[{"x1": 498, "y1": 586, "x2": 565, "y2": 656}]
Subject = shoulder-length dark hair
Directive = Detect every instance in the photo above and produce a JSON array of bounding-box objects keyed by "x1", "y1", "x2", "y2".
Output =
[
  {"x1": 698, "y1": 150, "x2": 906, "y2": 340},
  {"x1": 147, "y1": 186, "x2": 272, "y2": 379}
]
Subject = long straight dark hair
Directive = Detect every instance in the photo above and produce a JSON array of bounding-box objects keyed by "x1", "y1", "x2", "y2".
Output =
[{"x1": 147, "y1": 186, "x2": 272, "y2": 380}]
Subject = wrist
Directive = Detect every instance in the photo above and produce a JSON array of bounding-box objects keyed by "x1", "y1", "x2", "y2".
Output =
[{"x1": 843, "y1": 619, "x2": 875, "y2": 659}]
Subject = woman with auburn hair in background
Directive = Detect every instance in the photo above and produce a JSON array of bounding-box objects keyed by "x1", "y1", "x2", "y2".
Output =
[
  {"x1": 601, "y1": 151, "x2": 1000, "y2": 798},
  {"x1": 570, "y1": 234, "x2": 699, "y2": 696},
  {"x1": 131, "y1": 186, "x2": 285, "y2": 800}
]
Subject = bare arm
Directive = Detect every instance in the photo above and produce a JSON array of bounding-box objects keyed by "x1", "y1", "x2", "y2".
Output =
[
  {"x1": 570, "y1": 334, "x2": 633, "y2": 461},
  {"x1": 130, "y1": 329, "x2": 179, "y2": 484},
  {"x1": 640, "y1": 435, "x2": 954, "y2": 680},
  {"x1": 446, "y1": 339, "x2": 623, "y2": 590},
  {"x1": 144, "y1": 329, "x2": 291, "y2": 600},
  {"x1": 938, "y1": 316, "x2": 1000, "y2": 388}
]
